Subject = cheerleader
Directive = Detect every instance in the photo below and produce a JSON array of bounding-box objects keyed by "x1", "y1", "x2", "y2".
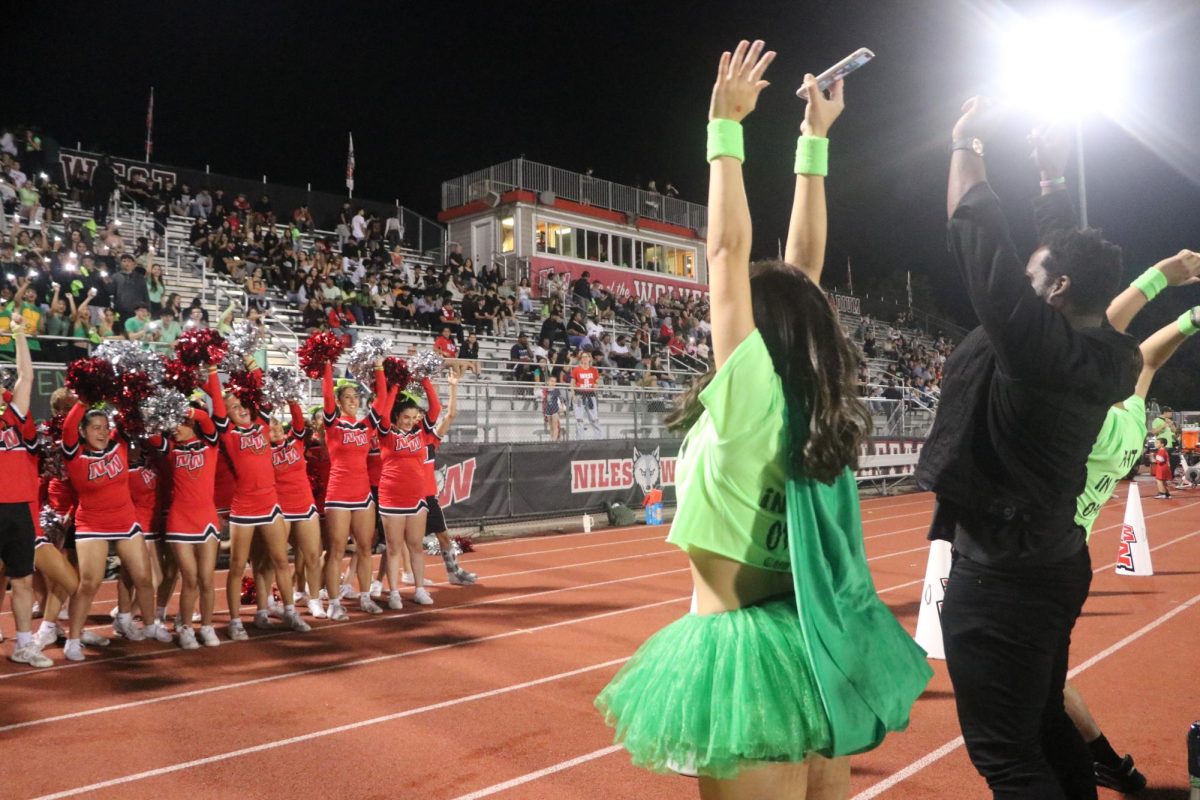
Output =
[
  {"x1": 0, "y1": 323, "x2": 54, "y2": 668},
  {"x1": 372, "y1": 370, "x2": 440, "y2": 607},
  {"x1": 269, "y1": 402, "x2": 325, "y2": 620},
  {"x1": 299, "y1": 407, "x2": 330, "y2": 605},
  {"x1": 595, "y1": 43, "x2": 929, "y2": 792},
  {"x1": 122, "y1": 443, "x2": 166, "y2": 630},
  {"x1": 320, "y1": 363, "x2": 380, "y2": 619},
  {"x1": 61, "y1": 399, "x2": 171, "y2": 661},
  {"x1": 427, "y1": 373, "x2": 475, "y2": 584},
  {"x1": 147, "y1": 405, "x2": 222, "y2": 649},
  {"x1": 206, "y1": 360, "x2": 310, "y2": 639}
]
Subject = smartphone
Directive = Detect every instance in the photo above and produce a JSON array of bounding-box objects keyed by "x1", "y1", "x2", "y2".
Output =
[{"x1": 796, "y1": 47, "x2": 875, "y2": 100}]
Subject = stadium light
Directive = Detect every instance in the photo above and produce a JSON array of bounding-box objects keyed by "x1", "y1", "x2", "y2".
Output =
[
  {"x1": 1000, "y1": 12, "x2": 1128, "y2": 116},
  {"x1": 999, "y1": 12, "x2": 1130, "y2": 226}
]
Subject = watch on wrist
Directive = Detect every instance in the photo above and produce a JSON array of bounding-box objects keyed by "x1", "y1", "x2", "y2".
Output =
[{"x1": 952, "y1": 137, "x2": 985, "y2": 157}]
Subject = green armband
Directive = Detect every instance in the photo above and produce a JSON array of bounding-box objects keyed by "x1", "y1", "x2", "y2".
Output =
[
  {"x1": 795, "y1": 135, "x2": 829, "y2": 176},
  {"x1": 706, "y1": 119, "x2": 745, "y2": 163},
  {"x1": 1131, "y1": 266, "x2": 1168, "y2": 301},
  {"x1": 1177, "y1": 309, "x2": 1200, "y2": 336}
]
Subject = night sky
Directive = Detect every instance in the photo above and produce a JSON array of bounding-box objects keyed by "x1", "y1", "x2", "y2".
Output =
[{"x1": 10, "y1": 1, "x2": 1200, "y2": 400}]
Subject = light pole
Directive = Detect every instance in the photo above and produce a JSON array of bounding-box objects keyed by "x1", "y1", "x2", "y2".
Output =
[{"x1": 1076, "y1": 121, "x2": 1088, "y2": 228}]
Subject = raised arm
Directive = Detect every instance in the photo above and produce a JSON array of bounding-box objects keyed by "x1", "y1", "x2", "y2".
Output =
[
  {"x1": 322, "y1": 362, "x2": 336, "y2": 416},
  {"x1": 706, "y1": 39, "x2": 775, "y2": 368},
  {"x1": 62, "y1": 400, "x2": 85, "y2": 451},
  {"x1": 204, "y1": 367, "x2": 227, "y2": 420},
  {"x1": 947, "y1": 97, "x2": 991, "y2": 219},
  {"x1": 422, "y1": 377, "x2": 441, "y2": 426},
  {"x1": 783, "y1": 74, "x2": 843, "y2": 284},
  {"x1": 1106, "y1": 250, "x2": 1200, "y2": 334},
  {"x1": 436, "y1": 371, "x2": 459, "y2": 437},
  {"x1": 190, "y1": 407, "x2": 217, "y2": 442},
  {"x1": 9, "y1": 313, "x2": 33, "y2": 419},
  {"x1": 1134, "y1": 307, "x2": 1200, "y2": 399},
  {"x1": 287, "y1": 401, "x2": 306, "y2": 439}
]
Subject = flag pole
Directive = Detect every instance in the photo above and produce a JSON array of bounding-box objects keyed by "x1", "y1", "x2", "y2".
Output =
[
  {"x1": 346, "y1": 132, "x2": 356, "y2": 200},
  {"x1": 144, "y1": 86, "x2": 154, "y2": 164}
]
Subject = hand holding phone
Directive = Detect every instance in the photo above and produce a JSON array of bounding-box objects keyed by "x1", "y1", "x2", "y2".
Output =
[{"x1": 796, "y1": 47, "x2": 874, "y2": 101}]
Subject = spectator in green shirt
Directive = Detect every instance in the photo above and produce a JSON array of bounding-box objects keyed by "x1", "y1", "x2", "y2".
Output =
[
  {"x1": 154, "y1": 308, "x2": 182, "y2": 345},
  {"x1": 123, "y1": 303, "x2": 152, "y2": 340},
  {"x1": 0, "y1": 281, "x2": 42, "y2": 355}
]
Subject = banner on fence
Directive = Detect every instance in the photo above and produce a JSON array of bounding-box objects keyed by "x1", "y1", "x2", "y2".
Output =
[
  {"x1": 831, "y1": 293, "x2": 862, "y2": 316},
  {"x1": 433, "y1": 444, "x2": 510, "y2": 521},
  {"x1": 511, "y1": 439, "x2": 680, "y2": 516}
]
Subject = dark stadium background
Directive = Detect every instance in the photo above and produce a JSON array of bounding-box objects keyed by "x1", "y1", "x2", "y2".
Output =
[{"x1": 9, "y1": 0, "x2": 1200, "y2": 403}]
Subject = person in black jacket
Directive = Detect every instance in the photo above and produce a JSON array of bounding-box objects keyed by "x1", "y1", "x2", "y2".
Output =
[
  {"x1": 916, "y1": 99, "x2": 1139, "y2": 800},
  {"x1": 90, "y1": 155, "x2": 115, "y2": 225}
]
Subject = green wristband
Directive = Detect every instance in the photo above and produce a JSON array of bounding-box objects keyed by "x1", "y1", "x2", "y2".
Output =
[
  {"x1": 706, "y1": 119, "x2": 745, "y2": 163},
  {"x1": 1178, "y1": 309, "x2": 1200, "y2": 336},
  {"x1": 795, "y1": 135, "x2": 829, "y2": 176},
  {"x1": 1131, "y1": 266, "x2": 1168, "y2": 301}
]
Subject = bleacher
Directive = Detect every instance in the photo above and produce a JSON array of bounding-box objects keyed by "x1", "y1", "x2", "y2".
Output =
[
  {"x1": 66, "y1": 193, "x2": 690, "y2": 444},
  {"x1": 38, "y1": 181, "x2": 950, "y2": 444}
]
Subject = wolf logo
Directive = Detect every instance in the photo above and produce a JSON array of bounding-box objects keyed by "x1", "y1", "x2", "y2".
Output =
[{"x1": 631, "y1": 446, "x2": 661, "y2": 496}]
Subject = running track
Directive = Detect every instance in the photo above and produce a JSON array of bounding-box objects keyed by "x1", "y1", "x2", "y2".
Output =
[{"x1": 1, "y1": 482, "x2": 1197, "y2": 799}]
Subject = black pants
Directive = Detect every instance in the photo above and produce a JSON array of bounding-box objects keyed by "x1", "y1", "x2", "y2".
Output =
[{"x1": 942, "y1": 547, "x2": 1096, "y2": 800}]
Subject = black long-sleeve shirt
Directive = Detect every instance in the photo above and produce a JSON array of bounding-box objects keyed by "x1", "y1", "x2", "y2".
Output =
[{"x1": 916, "y1": 184, "x2": 1139, "y2": 566}]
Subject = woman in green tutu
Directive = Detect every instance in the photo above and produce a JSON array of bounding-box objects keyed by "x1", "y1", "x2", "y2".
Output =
[{"x1": 595, "y1": 40, "x2": 932, "y2": 798}]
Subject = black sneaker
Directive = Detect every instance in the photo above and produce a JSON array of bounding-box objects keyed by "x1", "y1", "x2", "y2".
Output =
[{"x1": 1094, "y1": 755, "x2": 1147, "y2": 794}]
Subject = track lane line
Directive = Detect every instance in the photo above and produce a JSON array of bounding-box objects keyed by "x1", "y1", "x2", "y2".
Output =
[
  {"x1": 26, "y1": 651, "x2": 658, "y2": 800},
  {"x1": 1, "y1": 594, "x2": 690, "y2": 735},
  {"x1": 850, "y1": 527, "x2": 1200, "y2": 799},
  {"x1": 450, "y1": 746, "x2": 625, "y2": 800}
]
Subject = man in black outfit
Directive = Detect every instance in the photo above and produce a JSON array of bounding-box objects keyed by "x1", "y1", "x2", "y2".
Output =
[{"x1": 916, "y1": 97, "x2": 1140, "y2": 800}]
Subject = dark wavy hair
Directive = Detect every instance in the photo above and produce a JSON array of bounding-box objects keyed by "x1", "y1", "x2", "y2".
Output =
[
  {"x1": 1040, "y1": 227, "x2": 1123, "y2": 316},
  {"x1": 666, "y1": 260, "x2": 871, "y2": 484},
  {"x1": 390, "y1": 396, "x2": 421, "y2": 425}
]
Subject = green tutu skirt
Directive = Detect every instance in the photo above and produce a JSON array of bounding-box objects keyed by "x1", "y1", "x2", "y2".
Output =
[{"x1": 594, "y1": 596, "x2": 831, "y2": 779}]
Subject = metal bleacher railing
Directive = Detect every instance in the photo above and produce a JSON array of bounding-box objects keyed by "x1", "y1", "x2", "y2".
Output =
[
  {"x1": 20, "y1": 192, "x2": 942, "y2": 444},
  {"x1": 441, "y1": 158, "x2": 707, "y2": 233}
]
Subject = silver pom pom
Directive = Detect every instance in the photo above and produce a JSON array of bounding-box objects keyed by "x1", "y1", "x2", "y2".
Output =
[
  {"x1": 94, "y1": 340, "x2": 165, "y2": 383},
  {"x1": 421, "y1": 534, "x2": 461, "y2": 557},
  {"x1": 225, "y1": 320, "x2": 265, "y2": 364},
  {"x1": 263, "y1": 367, "x2": 306, "y2": 408},
  {"x1": 37, "y1": 422, "x2": 64, "y2": 479},
  {"x1": 39, "y1": 506, "x2": 69, "y2": 547},
  {"x1": 219, "y1": 348, "x2": 246, "y2": 374},
  {"x1": 346, "y1": 335, "x2": 392, "y2": 386},
  {"x1": 140, "y1": 388, "x2": 190, "y2": 436},
  {"x1": 408, "y1": 350, "x2": 445, "y2": 381},
  {"x1": 0, "y1": 367, "x2": 14, "y2": 391}
]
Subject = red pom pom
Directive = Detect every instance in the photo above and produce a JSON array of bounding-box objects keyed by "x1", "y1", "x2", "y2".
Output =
[
  {"x1": 298, "y1": 331, "x2": 346, "y2": 378},
  {"x1": 162, "y1": 357, "x2": 203, "y2": 396},
  {"x1": 174, "y1": 328, "x2": 228, "y2": 368},
  {"x1": 452, "y1": 535, "x2": 474, "y2": 554},
  {"x1": 227, "y1": 368, "x2": 268, "y2": 417},
  {"x1": 114, "y1": 371, "x2": 155, "y2": 436},
  {"x1": 240, "y1": 575, "x2": 257, "y2": 605},
  {"x1": 65, "y1": 357, "x2": 118, "y2": 406},
  {"x1": 382, "y1": 357, "x2": 411, "y2": 391}
]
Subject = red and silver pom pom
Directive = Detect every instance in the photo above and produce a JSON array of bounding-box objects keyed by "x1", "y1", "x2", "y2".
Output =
[
  {"x1": 140, "y1": 388, "x2": 190, "y2": 436},
  {"x1": 263, "y1": 367, "x2": 305, "y2": 408},
  {"x1": 382, "y1": 357, "x2": 411, "y2": 392},
  {"x1": 408, "y1": 350, "x2": 445, "y2": 380},
  {"x1": 346, "y1": 335, "x2": 392, "y2": 386},
  {"x1": 174, "y1": 328, "x2": 228, "y2": 368},
  {"x1": 297, "y1": 331, "x2": 346, "y2": 378},
  {"x1": 65, "y1": 357, "x2": 119, "y2": 406}
]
